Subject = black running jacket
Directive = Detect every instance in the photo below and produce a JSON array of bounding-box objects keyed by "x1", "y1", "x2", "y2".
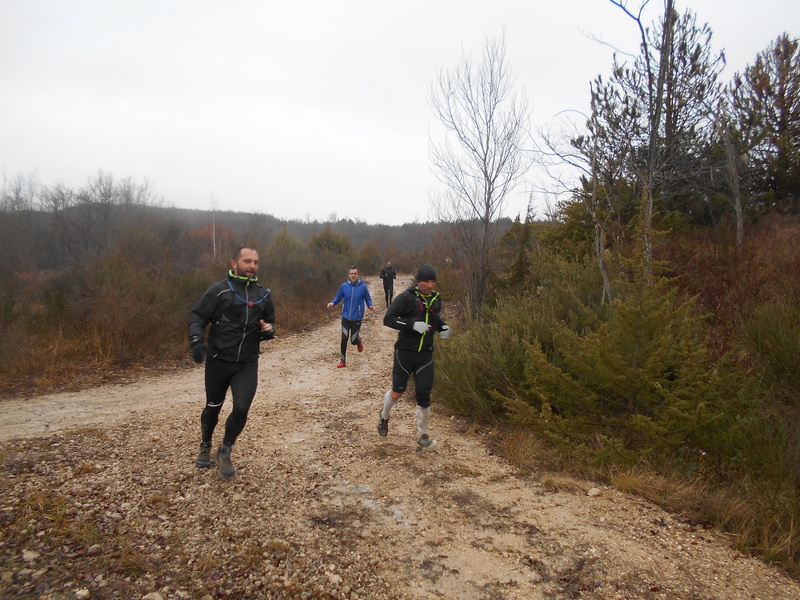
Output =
[
  {"x1": 384, "y1": 284, "x2": 446, "y2": 352},
  {"x1": 188, "y1": 272, "x2": 275, "y2": 363}
]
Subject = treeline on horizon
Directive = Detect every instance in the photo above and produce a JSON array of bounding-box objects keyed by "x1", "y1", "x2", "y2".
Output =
[{"x1": 1, "y1": 7, "x2": 799, "y2": 577}]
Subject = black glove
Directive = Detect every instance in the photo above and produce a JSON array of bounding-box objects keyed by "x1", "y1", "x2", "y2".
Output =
[{"x1": 190, "y1": 341, "x2": 206, "y2": 363}]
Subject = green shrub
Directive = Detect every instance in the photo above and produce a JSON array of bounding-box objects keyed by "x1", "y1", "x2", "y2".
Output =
[
  {"x1": 734, "y1": 298, "x2": 800, "y2": 569},
  {"x1": 437, "y1": 254, "x2": 605, "y2": 418},
  {"x1": 502, "y1": 276, "x2": 749, "y2": 466},
  {"x1": 744, "y1": 299, "x2": 800, "y2": 404}
]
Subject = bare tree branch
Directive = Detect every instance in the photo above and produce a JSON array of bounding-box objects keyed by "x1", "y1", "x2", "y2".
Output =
[{"x1": 428, "y1": 32, "x2": 533, "y2": 309}]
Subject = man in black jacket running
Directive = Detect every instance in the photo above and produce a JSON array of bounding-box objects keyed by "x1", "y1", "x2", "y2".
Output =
[
  {"x1": 188, "y1": 246, "x2": 275, "y2": 478},
  {"x1": 379, "y1": 259, "x2": 397, "y2": 306},
  {"x1": 378, "y1": 264, "x2": 451, "y2": 449}
]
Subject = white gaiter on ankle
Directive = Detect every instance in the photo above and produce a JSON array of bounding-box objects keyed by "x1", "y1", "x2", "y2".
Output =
[
  {"x1": 416, "y1": 406, "x2": 430, "y2": 437},
  {"x1": 381, "y1": 390, "x2": 396, "y2": 419}
]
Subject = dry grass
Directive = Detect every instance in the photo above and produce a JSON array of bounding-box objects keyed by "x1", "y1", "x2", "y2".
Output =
[
  {"x1": 606, "y1": 465, "x2": 737, "y2": 522},
  {"x1": 538, "y1": 474, "x2": 584, "y2": 494},
  {"x1": 494, "y1": 428, "x2": 546, "y2": 473}
]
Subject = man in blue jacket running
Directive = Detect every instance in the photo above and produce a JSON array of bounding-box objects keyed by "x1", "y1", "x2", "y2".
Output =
[{"x1": 327, "y1": 266, "x2": 376, "y2": 367}]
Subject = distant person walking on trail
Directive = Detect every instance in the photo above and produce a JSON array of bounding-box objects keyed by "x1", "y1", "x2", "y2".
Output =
[
  {"x1": 188, "y1": 246, "x2": 275, "y2": 479},
  {"x1": 379, "y1": 259, "x2": 397, "y2": 306},
  {"x1": 327, "y1": 266, "x2": 376, "y2": 368},
  {"x1": 378, "y1": 264, "x2": 451, "y2": 450}
]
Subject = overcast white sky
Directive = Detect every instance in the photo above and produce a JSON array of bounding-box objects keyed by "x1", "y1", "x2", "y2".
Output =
[{"x1": 1, "y1": 1, "x2": 796, "y2": 225}]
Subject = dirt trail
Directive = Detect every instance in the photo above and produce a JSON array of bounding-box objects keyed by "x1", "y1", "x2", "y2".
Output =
[{"x1": 1, "y1": 276, "x2": 798, "y2": 600}]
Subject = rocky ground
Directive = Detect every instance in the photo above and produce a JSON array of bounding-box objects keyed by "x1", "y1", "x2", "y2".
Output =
[{"x1": 1, "y1": 276, "x2": 799, "y2": 600}]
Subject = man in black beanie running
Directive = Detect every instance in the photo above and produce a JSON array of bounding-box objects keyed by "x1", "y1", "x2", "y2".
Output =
[{"x1": 378, "y1": 264, "x2": 451, "y2": 449}]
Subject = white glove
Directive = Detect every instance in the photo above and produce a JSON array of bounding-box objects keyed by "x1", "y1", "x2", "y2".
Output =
[
  {"x1": 412, "y1": 321, "x2": 431, "y2": 334},
  {"x1": 439, "y1": 325, "x2": 451, "y2": 339}
]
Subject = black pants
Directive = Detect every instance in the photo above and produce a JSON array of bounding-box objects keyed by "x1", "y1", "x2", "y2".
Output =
[
  {"x1": 383, "y1": 285, "x2": 394, "y2": 305},
  {"x1": 200, "y1": 357, "x2": 258, "y2": 447},
  {"x1": 391, "y1": 348, "x2": 434, "y2": 408},
  {"x1": 340, "y1": 317, "x2": 362, "y2": 361}
]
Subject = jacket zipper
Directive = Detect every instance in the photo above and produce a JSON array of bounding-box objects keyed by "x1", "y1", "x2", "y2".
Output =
[
  {"x1": 236, "y1": 283, "x2": 249, "y2": 361},
  {"x1": 416, "y1": 292, "x2": 438, "y2": 351}
]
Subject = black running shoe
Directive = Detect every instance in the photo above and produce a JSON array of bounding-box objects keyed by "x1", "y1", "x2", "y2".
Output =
[
  {"x1": 377, "y1": 416, "x2": 389, "y2": 436},
  {"x1": 195, "y1": 443, "x2": 212, "y2": 468},
  {"x1": 417, "y1": 434, "x2": 438, "y2": 450},
  {"x1": 214, "y1": 444, "x2": 235, "y2": 478}
]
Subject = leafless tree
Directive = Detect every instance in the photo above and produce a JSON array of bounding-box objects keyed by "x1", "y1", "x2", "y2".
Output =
[
  {"x1": 428, "y1": 33, "x2": 532, "y2": 310},
  {"x1": 0, "y1": 172, "x2": 41, "y2": 270},
  {"x1": 714, "y1": 111, "x2": 746, "y2": 253},
  {"x1": 40, "y1": 182, "x2": 78, "y2": 265},
  {"x1": 608, "y1": 0, "x2": 676, "y2": 276}
]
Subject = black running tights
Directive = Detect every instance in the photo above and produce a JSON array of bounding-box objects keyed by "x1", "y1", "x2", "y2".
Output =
[{"x1": 200, "y1": 357, "x2": 259, "y2": 447}]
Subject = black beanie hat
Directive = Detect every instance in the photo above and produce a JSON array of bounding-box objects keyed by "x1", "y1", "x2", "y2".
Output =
[{"x1": 416, "y1": 264, "x2": 437, "y2": 282}]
